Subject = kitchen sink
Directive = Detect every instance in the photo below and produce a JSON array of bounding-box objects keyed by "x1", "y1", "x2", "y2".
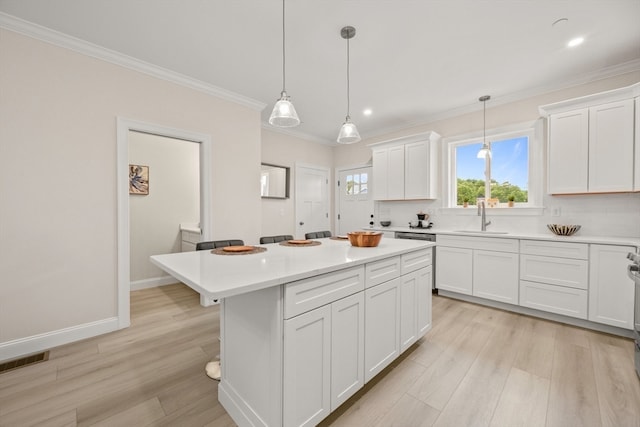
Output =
[{"x1": 454, "y1": 230, "x2": 509, "y2": 235}]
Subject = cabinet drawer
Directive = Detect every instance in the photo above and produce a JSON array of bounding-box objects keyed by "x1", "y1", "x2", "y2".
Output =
[
  {"x1": 520, "y1": 239, "x2": 588, "y2": 259},
  {"x1": 285, "y1": 266, "x2": 365, "y2": 319},
  {"x1": 519, "y1": 280, "x2": 587, "y2": 319},
  {"x1": 400, "y1": 248, "x2": 432, "y2": 275},
  {"x1": 520, "y1": 254, "x2": 588, "y2": 289},
  {"x1": 365, "y1": 256, "x2": 401, "y2": 288}
]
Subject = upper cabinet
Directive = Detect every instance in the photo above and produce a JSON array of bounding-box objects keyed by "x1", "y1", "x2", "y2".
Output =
[
  {"x1": 369, "y1": 132, "x2": 440, "y2": 200},
  {"x1": 540, "y1": 83, "x2": 640, "y2": 195}
]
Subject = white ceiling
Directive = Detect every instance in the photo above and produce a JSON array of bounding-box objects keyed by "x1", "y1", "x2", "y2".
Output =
[{"x1": 1, "y1": 0, "x2": 639, "y2": 145}]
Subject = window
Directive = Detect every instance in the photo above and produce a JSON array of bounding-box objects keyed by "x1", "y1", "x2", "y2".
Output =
[
  {"x1": 345, "y1": 172, "x2": 368, "y2": 195},
  {"x1": 446, "y1": 122, "x2": 541, "y2": 210}
]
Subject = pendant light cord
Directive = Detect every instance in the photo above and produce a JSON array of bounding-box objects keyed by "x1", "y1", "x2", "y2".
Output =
[
  {"x1": 483, "y1": 98, "x2": 486, "y2": 144},
  {"x1": 346, "y1": 35, "x2": 350, "y2": 118},
  {"x1": 281, "y1": 0, "x2": 286, "y2": 93}
]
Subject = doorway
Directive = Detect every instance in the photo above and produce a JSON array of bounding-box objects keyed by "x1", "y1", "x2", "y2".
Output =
[
  {"x1": 295, "y1": 164, "x2": 330, "y2": 238},
  {"x1": 336, "y1": 166, "x2": 373, "y2": 235},
  {"x1": 116, "y1": 118, "x2": 212, "y2": 329}
]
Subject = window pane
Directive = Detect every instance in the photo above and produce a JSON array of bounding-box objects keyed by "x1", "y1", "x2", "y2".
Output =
[
  {"x1": 345, "y1": 175, "x2": 353, "y2": 195},
  {"x1": 454, "y1": 136, "x2": 529, "y2": 206},
  {"x1": 360, "y1": 173, "x2": 368, "y2": 184},
  {"x1": 456, "y1": 142, "x2": 484, "y2": 205},
  {"x1": 490, "y1": 136, "x2": 528, "y2": 203}
]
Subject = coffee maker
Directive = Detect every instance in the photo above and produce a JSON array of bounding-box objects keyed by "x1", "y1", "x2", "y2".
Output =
[{"x1": 410, "y1": 213, "x2": 433, "y2": 229}]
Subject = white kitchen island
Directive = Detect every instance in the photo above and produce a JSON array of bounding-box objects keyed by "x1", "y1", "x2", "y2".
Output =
[{"x1": 151, "y1": 237, "x2": 434, "y2": 427}]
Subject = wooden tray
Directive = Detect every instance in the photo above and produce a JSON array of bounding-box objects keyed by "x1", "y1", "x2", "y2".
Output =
[
  {"x1": 279, "y1": 240, "x2": 322, "y2": 247},
  {"x1": 288, "y1": 240, "x2": 312, "y2": 245},
  {"x1": 222, "y1": 245, "x2": 255, "y2": 252}
]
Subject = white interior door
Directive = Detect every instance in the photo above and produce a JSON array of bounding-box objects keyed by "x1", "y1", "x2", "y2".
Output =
[
  {"x1": 337, "y1": 167, "x2": 373, "y2": 235},
  {"x1": 295, "y1": 164, "x2": 330, "y2": 238}
]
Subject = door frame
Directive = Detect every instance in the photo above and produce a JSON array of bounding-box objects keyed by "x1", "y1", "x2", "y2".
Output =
[
  {"x1": 335, "y1": 163, "x2": 372, "y2": 234},
  {"x1": 116, "y1": 117, "x2": 212, "y2": 328}
]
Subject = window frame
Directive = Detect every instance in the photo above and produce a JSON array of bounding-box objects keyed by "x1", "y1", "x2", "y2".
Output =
[{"x1": 442, "y1": 119, "x2": 544, "y2": 215}]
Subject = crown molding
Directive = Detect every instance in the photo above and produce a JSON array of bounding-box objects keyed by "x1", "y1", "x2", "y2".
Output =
[{"x1": 0, "y1": 12, "x2": 266, "y2": 112}]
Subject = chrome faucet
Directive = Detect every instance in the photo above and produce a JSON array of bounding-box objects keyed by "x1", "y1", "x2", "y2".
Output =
[{"x1": 477, "y1": 201, "x2": 491, "y2": 231}]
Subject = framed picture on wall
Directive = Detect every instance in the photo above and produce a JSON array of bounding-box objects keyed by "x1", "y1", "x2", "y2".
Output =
[{"x1": 129, "y1": 164, "x2": 149, "y2": 195}]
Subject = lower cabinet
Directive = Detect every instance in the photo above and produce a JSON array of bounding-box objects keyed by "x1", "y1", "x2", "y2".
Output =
[
  {"x1": 436, "y1": 236, "x2": 519, "y2": 303},
  {"x1": 283, "y1": 250, "x2": 433, "y2": 426},
  {"x1": 588, "y1": 244, "x2": 635, "y2": 329},
  {"x1": 364, "y1": 278, "x2": 400, "y2": 383},
  {"x1": 474, "y1": 250, "x2": 519, "y2": 304},
  {"x1": 519, "y1": 240, "x2": 589, "y2": 320},
  {"x1": 283, "y1": 291, "x2": 367, "y2": 427},
  {"x1": 436, "y1": 246, "x2": 473, "y2": 295},
  {"x1": 284, "y1": 305, "x2": 332, "y2": 427}
]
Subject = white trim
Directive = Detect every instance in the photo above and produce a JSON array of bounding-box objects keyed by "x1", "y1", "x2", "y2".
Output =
[
  {"x1": 442, "y1": 120, "x2": 544, "y2": 213},
  {"x1": 117, "y1": 117, "x2": 213, "y2": 327},
  {"x1": 130, "y1": 275, "x2": 180, "y2": 291},
  {"x1": 0, "y1": 317, "x2": 119, "y2": 362},
  {"x1": 295, "y1": 163, "x2": 331, "y2": 236},
  {"x1": 539, "y1": 82, "x2": 640, "y2": 116},
  {"x1": 0, "y1": 12, "x2": 266, "y2": 112}
]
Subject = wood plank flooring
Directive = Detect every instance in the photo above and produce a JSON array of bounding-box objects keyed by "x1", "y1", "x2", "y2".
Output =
[{"x1": 1, "y1": 284, "x2": 639, "y2": 426}]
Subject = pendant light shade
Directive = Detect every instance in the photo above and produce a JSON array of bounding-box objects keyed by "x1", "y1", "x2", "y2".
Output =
[
  {"x1": 269, "y1": 0, "x2": 300, "y2": 128},
  {"x1": 477, "y1": 95, "x2": 491, "y2": 159},
  {"x1": 270, "y1": 91, "x2": 299, "y2": 127},
  {"x1": 337, "y1": 26, "x2": 361, "y2": 144},
  {"x1": 337, "y1": 116, "x2": 361, "y2": 143}
]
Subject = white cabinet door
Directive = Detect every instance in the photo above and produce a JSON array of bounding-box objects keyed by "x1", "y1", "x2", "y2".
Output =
[
  {"x1": 331, "y1": 293, "x2": 365, "y2": 410},
  {"x1": 404, "y1": 140, "x2": 431, "y2": 199},
  {"x1": 387, "y1": 145, "x2": 405, "y2": 199},
  {"x1": 372, "y1": 149, "x2": 389, "y2": 200},
  {"x1": 548, "y1": 108, "x2": 589, "y2": 194},
  {"x1": 436, "y1": 246, "x2": 473, "y2": 295},
  {"x1": 364, "y1": 278, "x2": 400, "y2": 383},
  {"x1": 399, "y1": 271, "x2": 418, "y2": 353},
  {"x1": 416, "y1": 266, "x2": 433, "y2": 338},
  {"x1": 588, "y1": 99, "x2": 635, "y2": 192},
  {"x1": 283, "y1": 305, "x2": 331, "y2": 427},
  {"x1": 588, "y1": 244, "x2": 635, "y2": 329},
  {"x1": 473, "y1": 250, "x2": 519, "y2": 304}
]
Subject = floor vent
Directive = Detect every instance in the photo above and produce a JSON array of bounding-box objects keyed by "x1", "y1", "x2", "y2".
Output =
[{"x1": 0, "y1": 351, "x2": 49, "y2": 374}]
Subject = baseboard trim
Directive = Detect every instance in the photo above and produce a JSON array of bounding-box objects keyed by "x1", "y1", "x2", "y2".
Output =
[
  {"x1": 130, "y1": 275, "x2": 179, "y2": 291},
  {"x1": 437, "y1": 290, "x2": 635, "y2": 339},
  {"x1": 0, "y1": 317, "x2": 119, "y2": 363}
]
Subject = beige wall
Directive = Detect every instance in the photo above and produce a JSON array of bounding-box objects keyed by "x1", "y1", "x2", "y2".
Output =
[
  {"x1": 261, "y1": 129, "x2": 334, "y2": 238},
  {"x1": 0, "y1": 28, "x2": 262, "y2": 351}
]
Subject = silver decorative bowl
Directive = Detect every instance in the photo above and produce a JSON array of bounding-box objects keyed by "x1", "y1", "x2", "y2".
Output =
[{"x1": 547, "y1": 224, "x2": 581, "y2": 236}]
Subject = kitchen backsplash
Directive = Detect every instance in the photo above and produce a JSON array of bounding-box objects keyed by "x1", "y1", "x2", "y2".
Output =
[{"x1": 374, "y1": 192, "x2": 640, "y2": 238}]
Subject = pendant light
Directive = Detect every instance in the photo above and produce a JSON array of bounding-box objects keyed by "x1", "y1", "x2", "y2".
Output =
[
  {"x1": 477, "y1": 95, "x2": 491, "y2": 159},
  {"x1": 337, "y1": 26, "x2": 361, "y2": 144},
  {"x1": 269, "y1": 0, "x2": 300, "y2": 128}
]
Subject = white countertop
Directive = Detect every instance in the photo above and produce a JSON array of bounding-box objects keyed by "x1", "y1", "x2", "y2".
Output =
[
  {"x1": 151, "y1": 237, "x2": 434, "y2": 299},
  {"x1": 368, "y1": 226, "x2": 639, "y2": 247}
]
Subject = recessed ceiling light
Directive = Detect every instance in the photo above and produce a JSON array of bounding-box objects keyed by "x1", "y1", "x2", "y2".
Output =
[
  {"x1": 363, "y1": 109, "x2": 372, "y2": 116},
  {"x1": 568, "y1": 37, "x2": 584, "y2": 47}
]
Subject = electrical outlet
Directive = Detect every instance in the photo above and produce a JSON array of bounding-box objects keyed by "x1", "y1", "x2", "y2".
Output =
[{"x1": 551, "y1": 207, "x2": 561, "y2": 217}]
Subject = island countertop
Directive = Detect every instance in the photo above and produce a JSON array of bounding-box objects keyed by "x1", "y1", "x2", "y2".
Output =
[{"x1": 151, "y1": 237, "x2": 433, "y2": 299}]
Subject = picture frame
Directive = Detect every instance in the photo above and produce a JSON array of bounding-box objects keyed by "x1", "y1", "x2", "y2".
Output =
[{"x1": 129, "y1": 164, "x2": 149, "y2": 195}]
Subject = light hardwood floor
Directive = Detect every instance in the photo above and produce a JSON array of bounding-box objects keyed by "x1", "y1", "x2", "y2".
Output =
[{"x1": 1, "y1": 283, "x2": 639, "y2": 427}]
